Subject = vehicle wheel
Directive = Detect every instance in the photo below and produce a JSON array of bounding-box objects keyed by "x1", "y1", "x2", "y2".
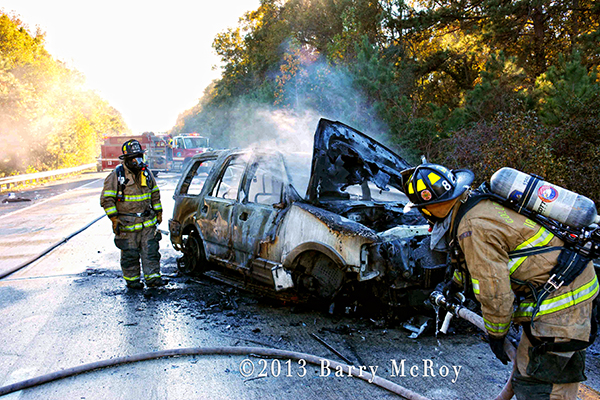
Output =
[
  {"x1": 293, "y1": 252, "x2": 344, "y2": 299},
  {"x1": 180, "y1": 231, "x2": 206, "y2": 276}
]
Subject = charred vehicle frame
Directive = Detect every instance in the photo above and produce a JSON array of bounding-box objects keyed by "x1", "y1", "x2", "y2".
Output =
[{"x1": 169, "y1": 119, "x2": 446, "y2": 314}]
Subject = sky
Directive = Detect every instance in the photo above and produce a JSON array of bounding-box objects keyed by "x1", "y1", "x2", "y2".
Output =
[{"x1": 0, "y1": 0, "x2": 260, "y2": 134}]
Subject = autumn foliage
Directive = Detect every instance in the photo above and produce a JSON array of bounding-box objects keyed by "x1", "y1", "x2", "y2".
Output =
[
  {"x1": 175, "y1": 0, "x2": 599, "y2": 202},
  {"x1": 0, "y1": 12, "x2": 128, "y2": 176}
]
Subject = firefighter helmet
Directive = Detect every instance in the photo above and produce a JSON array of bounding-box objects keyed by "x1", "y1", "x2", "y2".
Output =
[
  {"x1": 401, "y1": 164, "x2": 474, "y2": 209},
  {"x1": 119, "y1": 139, "x2": 145, "y2": 159}
]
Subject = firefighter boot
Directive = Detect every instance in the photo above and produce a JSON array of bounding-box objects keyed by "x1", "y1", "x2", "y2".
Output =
[
  {"x1": 126, "y1": 280, "x2": 144, "y2": 289},
  {"x1": 146, "y1": 277, "x2": 167, "y2": 287}
]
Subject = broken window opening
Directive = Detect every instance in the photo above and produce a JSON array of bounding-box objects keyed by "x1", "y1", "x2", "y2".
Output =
[
  {"x1": 243, "y1": 156, "x2": 286, "y2": 206},
  {"x1": 180, "y1": 160, "x2": 215, "y2": 196},
  {"x1": 212, "y1": 156, "x2": 246, "y2": 200}
]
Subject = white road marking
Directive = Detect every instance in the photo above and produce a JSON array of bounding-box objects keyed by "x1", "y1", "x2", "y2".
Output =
[{"x1": 73, "y1": 177, "x2": 103, "y2": 190}]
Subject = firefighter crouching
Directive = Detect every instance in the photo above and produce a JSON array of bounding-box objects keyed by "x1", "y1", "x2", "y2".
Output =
[
  {"x1": 402, "y1": 164, "x2": 598, "y2": 400},
  {"x1": 100, "y1": 139, "x2": 166, "y2": 289}
]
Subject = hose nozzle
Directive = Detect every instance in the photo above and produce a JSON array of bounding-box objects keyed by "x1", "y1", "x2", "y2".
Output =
[{"x1": 429, "y1": 290, "x2": 465, "y2": 316}]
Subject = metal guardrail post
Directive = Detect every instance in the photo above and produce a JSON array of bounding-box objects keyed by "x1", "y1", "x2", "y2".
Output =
[{"x1": 0, "y1": 163, "x2": 97, "y2": 191}]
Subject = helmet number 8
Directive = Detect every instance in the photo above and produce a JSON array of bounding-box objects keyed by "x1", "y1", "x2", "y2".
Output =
[{"x1": 442, "y1": 180, "x2": 452, "y2": 191}]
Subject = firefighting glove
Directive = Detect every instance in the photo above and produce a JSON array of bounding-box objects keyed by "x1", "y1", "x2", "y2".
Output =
[
  {"x1": 488, "y1": 336, "x2": 509, "y2": 365},
  {"x1": 156, "y1": 211, "x2": 163, "y2": 225},
  {"x1": 109, "y1": 216, "x2": 121, "y2": 235}
]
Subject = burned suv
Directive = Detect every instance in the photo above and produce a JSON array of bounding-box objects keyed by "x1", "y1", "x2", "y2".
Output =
[{"x1": 169, "y1": 119, "x2": 446, "y2": 310}]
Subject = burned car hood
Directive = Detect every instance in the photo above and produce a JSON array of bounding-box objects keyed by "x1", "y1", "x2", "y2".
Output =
[{"x1": 306, "y1": 119, "x2": 411, "y2": 202}]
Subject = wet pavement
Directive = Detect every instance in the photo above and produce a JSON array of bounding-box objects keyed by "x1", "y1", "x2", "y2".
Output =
[
  {"x1": 0, "y1": 172, "x2": 598, "y2": 399},
  {"x1": 0, "y1": 172, "x2": 111, "y2": 276},
  {"x1": 0, "y1": 172, "x2": 109, "y2": 218}
]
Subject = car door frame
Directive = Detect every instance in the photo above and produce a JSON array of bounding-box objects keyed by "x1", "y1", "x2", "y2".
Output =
[
  {"x1": 196, "y1": 152, "x2": 248, "y2": 264},
  {"x1": 172, "y1": 153, "x2": 220, "y2": 243},
  {"x1": 230, "y1": 152, "x2": 290, "y2": 283}
]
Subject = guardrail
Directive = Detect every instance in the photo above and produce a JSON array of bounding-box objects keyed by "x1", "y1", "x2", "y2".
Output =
[{"x1": 0, "y1": 163, "x2": 97, "y2": 191}]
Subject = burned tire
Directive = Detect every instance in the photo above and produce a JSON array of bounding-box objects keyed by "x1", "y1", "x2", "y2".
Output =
[
  {"x1": 293, "y1": 251, "x2": 345, "y2": 299},
  {"x1": 179, "y1": 231, "x2": 207, "y2": 276}
]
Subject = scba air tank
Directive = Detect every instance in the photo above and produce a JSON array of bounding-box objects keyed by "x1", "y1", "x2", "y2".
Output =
[{"x1": 490, "y1": 167, "x2": 600, "y2": 229}]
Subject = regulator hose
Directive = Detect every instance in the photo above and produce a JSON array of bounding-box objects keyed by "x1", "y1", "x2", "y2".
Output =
[{"x1": 0, "y1": 346, "x2": 432, "y2": 400}]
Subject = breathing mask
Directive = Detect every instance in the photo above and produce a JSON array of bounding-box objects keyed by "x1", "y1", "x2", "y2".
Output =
[{"x1": 125, "y1": 156, "x2": 145, "y2": 173}]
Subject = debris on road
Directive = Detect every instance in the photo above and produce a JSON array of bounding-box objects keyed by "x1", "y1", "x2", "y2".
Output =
[
  {"x1": 310, "y1": 332, "x2": 353, "y2": 365},
  {"x1": 401, "y1": 316, "x2": 433, "y2": 339},
  {"x1": 2, "y1": 193, "x2": 32, "y2": 203}
]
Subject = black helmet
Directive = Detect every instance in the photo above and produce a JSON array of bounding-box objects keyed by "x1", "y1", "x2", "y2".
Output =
[
  {"x1": 119, "y1": 139, "x2": 145, "y2": 159},
  {"x1": 401, "y1": 164, "x2": 474, "y2": 209}
]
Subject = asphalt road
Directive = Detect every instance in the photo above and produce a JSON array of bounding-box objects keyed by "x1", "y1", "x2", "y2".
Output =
[{"x1": 0, "y1": 172, "x2": 598, "y2": 400}]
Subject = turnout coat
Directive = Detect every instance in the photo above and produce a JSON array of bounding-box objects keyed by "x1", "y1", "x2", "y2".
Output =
[{"x1": 452, "y1": 199, "x2": 598, "y2": 342}]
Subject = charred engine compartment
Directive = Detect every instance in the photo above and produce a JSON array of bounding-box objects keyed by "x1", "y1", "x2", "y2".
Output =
[
  {"x1": 365, "y1": 235, "x2": 448, "y2": 308},
  {"x1": 316, "y1": 201, "x2": 427, "y2": 232}
]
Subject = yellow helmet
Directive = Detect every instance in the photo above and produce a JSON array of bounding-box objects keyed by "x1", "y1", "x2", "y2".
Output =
[{"x1": 401, "y1": 164, "x2": 474, "y2": 209}]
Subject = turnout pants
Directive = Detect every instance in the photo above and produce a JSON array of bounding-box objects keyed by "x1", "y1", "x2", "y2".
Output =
[
  {"x1": 512, "y1": 333, "x2": 584, "y2": 400},
  {"x1": 114, "y1": 225, "x2": 161, "y2": 283}
]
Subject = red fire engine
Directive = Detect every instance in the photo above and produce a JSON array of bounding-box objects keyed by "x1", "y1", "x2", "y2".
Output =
[
  {"x1": 99, "y1": 132, "x2": 210, "y2": 174},
  {"x1": 170, "y1": 133, "x2": 210, "y2": 171}
]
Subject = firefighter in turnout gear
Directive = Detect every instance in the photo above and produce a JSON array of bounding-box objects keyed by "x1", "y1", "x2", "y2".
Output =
[
  {"x1": 100, "y1": 139, "x2": 166, "y2": 289},
  {"x1": 402, "y1": 164, "x2": 598, "y2": 400}
]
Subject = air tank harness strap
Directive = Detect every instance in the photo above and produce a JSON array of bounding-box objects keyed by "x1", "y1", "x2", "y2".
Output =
[
  {"x1": 508, "y1": 246, "x2": 563, "y2": 259},
  {"x1": 511, "y1": 246, "x2": 591, "y2": 327},
  {"x1": 516, "y1": 174, "x2": 542, "y2": 214},
  {"x1": 522, "y1": 323, "x2": 595, "y2": 355},
  {"x1": 448, "y1": 184, "x2": 503, "y2": 244},
  {"x1": 115, "y1": 165, "x2": 155, "y2": 202},
  {"x1": 116, "y1": 165, "x2": 128, "y2": 202},
  {"x1": 448, "y1": 188, "x2": 499, "y2": 278}
]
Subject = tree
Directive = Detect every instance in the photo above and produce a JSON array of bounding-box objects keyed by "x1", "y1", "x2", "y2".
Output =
[
  {"x1": 0, "y1": 12, "x2": 128, "y2": 175},
  {"x1": 398, "y1": 0, "x2": 600, "y2": 80},
  {"x1": 456, "y1": 52, "x2": 530, "y2": 124},
  {"x1": 176, "y1": 0, "x2": 600, "y2": 203},
  {"x1": 535, "y1": 53, "x2": 600, "y2": 200}
]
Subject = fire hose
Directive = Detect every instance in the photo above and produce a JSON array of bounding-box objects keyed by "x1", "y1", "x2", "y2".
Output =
[
  {"x1": 430, "y1": 291, "x2": 517, "y2": 400},
  {"x1": 0, "y1": 214, "x2": 106, "y2": 280},
  {"x1": 0, "y1": 298, "x2": 516, "y2": 400},
  {"x1": 0, "y1": 346, "x2": 432, "y2": 400}
]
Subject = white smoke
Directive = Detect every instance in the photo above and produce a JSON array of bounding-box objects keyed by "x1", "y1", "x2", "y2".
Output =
[{"x1": 207, "y1": 59, "x2": 396, "y2": 153}]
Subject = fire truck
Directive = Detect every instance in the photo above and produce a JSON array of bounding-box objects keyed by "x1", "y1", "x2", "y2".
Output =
[
  {"x1": 170, "y1": 133, "x2": 210, "y2": 171},
  {"x1": 99, "y1": 132, "x2": 210, "y2": 174}
]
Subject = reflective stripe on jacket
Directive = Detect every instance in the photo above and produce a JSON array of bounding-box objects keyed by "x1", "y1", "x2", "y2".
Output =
[
  {"x1": 455, "y1": 199, "x2": 598, "y2": 341},
  {"x1": 100, "y1": 165, "x2": 162, "y2": 227}
]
